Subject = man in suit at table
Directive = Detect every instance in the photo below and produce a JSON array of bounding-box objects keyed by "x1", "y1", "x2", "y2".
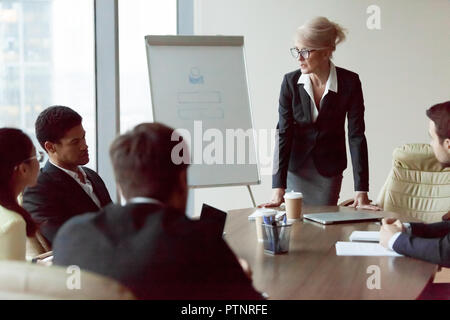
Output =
[
  {"x1": 380, "y1": 101, "x2": 450, "y2": 298},
  {"x1": 52, "y1": 122, "x2": 263, "y2": 300},
  {"x1": 22, "y1": 106, "x2": 112, "y2": 245}
]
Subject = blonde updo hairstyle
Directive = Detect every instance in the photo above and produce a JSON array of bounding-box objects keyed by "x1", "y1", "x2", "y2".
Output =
[{"x1": 295, "y1": 17, "x2": 346, "y2": 58}]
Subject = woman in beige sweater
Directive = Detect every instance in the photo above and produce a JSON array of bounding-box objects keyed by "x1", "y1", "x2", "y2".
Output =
[{"x1": 0, "y1": 128, "x2": 42, "y2": 260}]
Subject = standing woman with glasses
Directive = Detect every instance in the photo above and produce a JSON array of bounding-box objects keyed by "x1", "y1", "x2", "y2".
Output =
[
  {"x1": 259, "y1": 17, "x2": 379, "y2": 209},
  {"x1": 0, "y1": 128, "x2": 43, "y2": 260}
]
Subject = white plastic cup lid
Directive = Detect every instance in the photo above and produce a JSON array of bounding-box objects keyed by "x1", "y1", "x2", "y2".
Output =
[{"x1": 283, "y1": 191, "x2": 303, "y2": 199}]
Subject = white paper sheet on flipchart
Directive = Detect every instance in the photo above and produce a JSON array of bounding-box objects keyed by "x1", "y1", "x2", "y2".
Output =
[
  {"x1": 145, "y1": 36, "x2": 260, "y2": 188},
  {"x1": 335, "y1": 241, "x2": 403, "y2": 257},
  {"x1": 349, "y1": 231, "x2": 380, "y2": 242}
]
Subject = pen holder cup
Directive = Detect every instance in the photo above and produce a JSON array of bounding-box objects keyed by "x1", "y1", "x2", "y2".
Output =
[{"x1": 262, "y1": 224, "x2": 292, "y2": 255}]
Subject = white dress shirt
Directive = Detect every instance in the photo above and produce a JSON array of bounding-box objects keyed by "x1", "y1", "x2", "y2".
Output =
[
  {"x1": 127, "y1": 197, "x2": 164, "y2": 206},
  {"x1": 297, "y1": 60, "x2": 338, "y2": 123},
  {"x1": 49, "y1": 160, "x2": 101, "y2": 208}
]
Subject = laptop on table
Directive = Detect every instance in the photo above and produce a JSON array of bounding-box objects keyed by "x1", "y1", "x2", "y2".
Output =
[{"x1": 303, "y1": 211, "x2": 384, "y2": 225}]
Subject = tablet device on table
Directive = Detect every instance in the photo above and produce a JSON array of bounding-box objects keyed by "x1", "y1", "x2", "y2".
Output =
[{"x1": 200, "y1": 203, "x2": 227, "y2": 238}]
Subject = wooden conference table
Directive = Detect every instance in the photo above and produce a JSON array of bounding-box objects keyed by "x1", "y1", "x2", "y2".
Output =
[{"x1": 224, "y1": 206, "x2": 438, "y2": 300}]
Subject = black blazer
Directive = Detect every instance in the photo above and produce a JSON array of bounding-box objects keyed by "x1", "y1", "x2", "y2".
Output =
[
  {"x1": 272, "y1": 67, "x2": 369, "y2": 191},
  {"x1": 393, "y1": 221, "x2": 450, "y2": 267},
  {"x1": 22, "y1": 161, "x2": 112, "y2": 244},
  {"x1": 53, "y1": 203, "x2": 263, "y2": 300}
]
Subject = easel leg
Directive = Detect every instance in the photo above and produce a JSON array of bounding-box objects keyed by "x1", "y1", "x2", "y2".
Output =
[{"x1": 247, "y1": 185, "x2": 256, "y2": 208}]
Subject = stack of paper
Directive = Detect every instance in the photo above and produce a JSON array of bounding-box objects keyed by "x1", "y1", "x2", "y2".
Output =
[
  {"x1": 349, "y1": 231, "x2": 380, "y2": 242},
  {"x1": 248, "y1": 210, "x2": 286, "y2": 220},
  {"x1": 248, "y1": 211, "x2": 259, "y2": 220},
  {"x1": 335, "y1": 241, "x2": 403, "y2": 257}
]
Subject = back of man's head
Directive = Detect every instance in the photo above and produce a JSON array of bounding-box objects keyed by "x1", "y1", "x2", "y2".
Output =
[
  {"x1": 110, "y1": 122, "x2": 189, "y2": 202},
  {"x1": 36, "y1": 106, "x2": 82, "y2": 151},
  {"x1": 426, "y1": 101, "x2": 450, "y2": 166},
  {"x1": 427, "y1": 101, "x2": 450, "y2": 141}
]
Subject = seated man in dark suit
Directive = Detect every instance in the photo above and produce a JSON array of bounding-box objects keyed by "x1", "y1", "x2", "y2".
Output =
[
  {"x1": 53, "y1": 122, "x2": 263, "y2": 300},
  {"x1": 22, "y1": 106, "x2": 112, "y2": 245},
  {"x1": 380, "y1": 101, "x2": 450, "y2": 298}
]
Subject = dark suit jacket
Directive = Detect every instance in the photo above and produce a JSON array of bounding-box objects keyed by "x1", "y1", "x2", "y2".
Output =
[
  {"x1": 393, "y1": 221, "x2": 450, "y2": 267},
  {"x1": 53, "y1": 203, "x2": 263, "y2": 300},
  {"x1": 272, "y1": 67, "x2": 369, "y2": 191},
  {"x1": 22, "y1": 161, "x2": 112, "y2": 244}
]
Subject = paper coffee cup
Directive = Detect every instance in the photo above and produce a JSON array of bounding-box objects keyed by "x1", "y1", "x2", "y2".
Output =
[
  {"x1": 254, "y1": 208, "x2": 277, "y2": 242},
  {"x1": 283, "y1": 191, "x2": 303, "y2": 221}
]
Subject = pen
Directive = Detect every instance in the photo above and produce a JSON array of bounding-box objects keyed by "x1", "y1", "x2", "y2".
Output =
[
  {"x1": 281, "y1": 213, "x2": 287, "y2": 225},
  {"x1": 272, "y1": 220, "x2": 279, "y2": 253},
  {"x1": 263, "y1": 216, "x2": 272, "y2": 250},
  {"x1": 279, "y1": 219, "x2": 286, "y2": 252}
]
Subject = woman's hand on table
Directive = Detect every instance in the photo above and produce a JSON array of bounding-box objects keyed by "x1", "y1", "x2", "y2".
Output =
[
  {"x1": 350, "y1": 192, "x2": 381, "y2": 211},
  {"x1": 257, "y1": 188, "x2": 285, "y2": 208}
]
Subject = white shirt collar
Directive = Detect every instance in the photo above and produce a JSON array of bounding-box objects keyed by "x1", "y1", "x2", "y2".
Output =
[
  {"x1": 49, "y1": 159, "x2": 86, "y2": 182},
  {"x1": 48, "y1": 159, "x2": 102, "y2": 208},
  {"x1": 298, "y1": 61, "x2": 338, "y2": 93},
  {"x1": 127, "y1": 197, "x2": 164, "y2": 206}
]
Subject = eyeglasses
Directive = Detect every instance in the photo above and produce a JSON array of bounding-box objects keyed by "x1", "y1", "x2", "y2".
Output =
[
  {"x1": 24, "y1": 151, "x2": 45, "y2": 163},
  {"x1": 290, "y1": 47, "x2": 316, "y2": 59}
]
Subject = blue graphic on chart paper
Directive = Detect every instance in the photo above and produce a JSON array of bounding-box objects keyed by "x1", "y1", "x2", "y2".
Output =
[{"x1": 189, "y1": 67, "x2": 204, "y2": 84}]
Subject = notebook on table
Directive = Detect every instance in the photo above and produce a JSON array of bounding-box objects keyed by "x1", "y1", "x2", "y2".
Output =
[
  {"x1": 335, "y1": 241, "x2": 403, "y2": 257},
  {"x1": 349, "y1": 231, "x2": 380, "y2": 242}
]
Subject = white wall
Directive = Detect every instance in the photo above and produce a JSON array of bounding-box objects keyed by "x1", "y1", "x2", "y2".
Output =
[{"x1": 191, "y1": 0, "x2": 450, "y2": 215}]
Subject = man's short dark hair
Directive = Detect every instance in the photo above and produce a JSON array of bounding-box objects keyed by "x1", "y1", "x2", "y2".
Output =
[
  {"x1": 35, "y1": 106, "x2": 83, "y2": 150},
  {"x1": 426, "y1": 101, "x2": 450, "y2": 142},
  {"x1": 110, "y1": 122, "x2": 189, "y2": 201}
]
